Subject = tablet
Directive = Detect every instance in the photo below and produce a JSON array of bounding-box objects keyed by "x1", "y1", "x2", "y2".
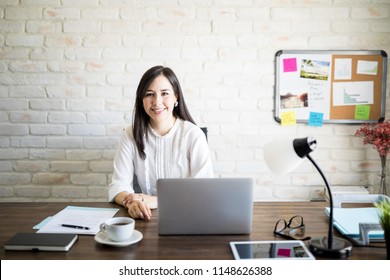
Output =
[{"x1": 230, "y1": 240, "x2": 315, "y2": 260}]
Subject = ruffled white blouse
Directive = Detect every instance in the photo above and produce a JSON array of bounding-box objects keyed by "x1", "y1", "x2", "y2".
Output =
[{"x1": 108, "y1": 118, "x2": 214, "y2": 201}]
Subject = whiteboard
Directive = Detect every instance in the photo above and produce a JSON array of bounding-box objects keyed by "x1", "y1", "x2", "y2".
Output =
[{"x1": 274, "y1": 50, "x2": 387, "y2": 124}]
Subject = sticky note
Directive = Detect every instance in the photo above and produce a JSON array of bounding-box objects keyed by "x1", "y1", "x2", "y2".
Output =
[
  {"x1": 277, "y1": 248, "x2": 291, "y2": 257},
  {"x1": 283, "y1": 58, "x2": 297, "y2": 72},
  {"x1": 281, "y1": 111, "x2": 296, "y2": 126},
  {"x1": 308, "y1": 112, "x2": 324, "y2": 127},
  {"x1": 355, "y1": 105, "x2": 370, "y2": 120}
]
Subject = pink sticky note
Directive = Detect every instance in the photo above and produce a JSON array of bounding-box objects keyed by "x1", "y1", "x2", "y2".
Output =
[
  {"x1": 277, "y1": 248, "x2": 291, "y2": 257},
  {"x1": 283, "y1": 58, "x2": 297, "y2": 72}
]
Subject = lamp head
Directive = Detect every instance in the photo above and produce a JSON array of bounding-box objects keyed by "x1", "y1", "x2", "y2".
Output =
[{"x1": 263, "y1": 136, "x2": 317, "y2": 176}]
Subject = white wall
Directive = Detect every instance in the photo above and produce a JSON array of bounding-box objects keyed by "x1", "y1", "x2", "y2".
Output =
[{"x1": 0, "y1": 0, "x2": 389, "y2": 202}]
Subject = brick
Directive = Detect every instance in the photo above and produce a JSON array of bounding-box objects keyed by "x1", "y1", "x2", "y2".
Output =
[
  {"x1": 0, "y1": 124, "x2": 28, "y2": 136},
  {"x1": 10, "y1": 86, "x2": 46, "y2": 98},
  {"x1": 30, "y1": 48, "x2": 64, "y2": 60},
  {"x1": 68, "y1": 124, "x2": 106, "y2": 136},
  {"x1": 87, "y1": 112, "x2": 124, "y2": 124},
  {"x1": 29, "y1": 149, "x2": 65, "y2": 160},
  {"x1": 64, "y1": 20, "x2": 99, "y2": 33},
  {"x1": 66, "y1": 149, "x2": 103, "y2": 160},
  {"x1": 101, "y1": 21, "x2": 140, "y2": 33},
  {"x1": 66, "y1": 99, "x2": 104, "y2": 111},
  {"x1": 89, "y1": 160, "x2": 113, "y2": 172},
  {"x1": 0, "y1": 161, "x2": 12, "y2": 171},
  {"x1": 0, "y1": 173, "x2": 31, "y2": 185},
  {"x1": 48, "y1": 112, "x2": 86, "y2": 124},
  {"x1": 13, "y1": 160, "x2": 49, "y2": 172},
  {"x1": 50, "y1": 161, "x2": 88, "y2": 172},
  {"x1": 46, "y1": 137, "x2": 83, "y2": 148},
  {"x1": 5, "y1": 7, "x2": 42, "y2": 20},
  {"x1": 70, "y1": 173, "x2": 107, "y2": 185},
  {"x1": 43, "y1": 8, "x2": 81, "y2": 19},
  {"x1": 10, "y1": 137, "x2": 46, "y2": 148},
  {"x1": 47, "y1": 61, "x2": 84, "y2": 72},
  {"x1": 351, "y1": 7, "x2": 389, "y2": 19},
  {"x1": 32, "y1": 173, "x2": 70, "y2": 185},
  {"x1": 14, "y1": 185, "x2": 51, "y2": 198},
  {"x1": 46, "y1": 86, "x2": 85, "y2": 98},
  {"x1": 83, "y1": 35, "x2": 121, "y2": 47},
  {"x1": 6, "y1": 34, "x2": 44, "y2": 47},
  {"x1": 0, "y1": 21, "x2": 25, "y2": 33},
  {"x1": 82, "y1": 8, "x2": 119, "y2": 19},
  {"x1": 51, "y1": 185, "x2": 88, "y2": 199},
  {"x1": 45, "y1": 34, "x2": 82, "y2": 47},
  {"x1": 30, "y1": 124, "x2": 66, "y2": 135}
]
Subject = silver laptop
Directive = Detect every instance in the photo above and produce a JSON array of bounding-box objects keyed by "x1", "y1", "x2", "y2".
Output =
[{"x1": 157, "y1": 178, "x2": 254, "y2": 235}]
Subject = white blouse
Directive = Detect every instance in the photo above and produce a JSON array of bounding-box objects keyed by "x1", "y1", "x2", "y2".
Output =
[{"x1": 108, "y1": 118, "x2": 214, "y2": 202}]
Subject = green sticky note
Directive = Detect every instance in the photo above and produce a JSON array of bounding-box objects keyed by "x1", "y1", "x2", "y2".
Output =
[{"x1": 355, "y1": 105, "x2": 370, "y2": 120}]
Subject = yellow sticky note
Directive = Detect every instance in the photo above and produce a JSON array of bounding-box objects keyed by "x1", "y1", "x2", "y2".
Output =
[
  {"x1": 281, "y1": 111, "x2": 296, "y2": 126},
  {"x1": 355, "y1": 105, "x2": 370, "y2": 120}
]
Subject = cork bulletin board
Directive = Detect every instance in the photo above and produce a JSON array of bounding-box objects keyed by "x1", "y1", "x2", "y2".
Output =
[{"x1": 274, "y1": 50, "x2": 387, "y2": 124}]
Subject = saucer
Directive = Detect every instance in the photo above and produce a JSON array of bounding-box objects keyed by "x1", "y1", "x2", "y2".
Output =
[{"x1": 94, "y1": 230, "x2": 143, "y2": 247}]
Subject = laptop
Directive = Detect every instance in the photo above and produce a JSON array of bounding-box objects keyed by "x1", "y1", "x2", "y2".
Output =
[{"x1": 157, "y1": 178, "x2": 254, "y2": 235}]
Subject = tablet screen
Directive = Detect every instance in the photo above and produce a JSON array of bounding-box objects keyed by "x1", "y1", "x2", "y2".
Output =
[{"x1": 230, "y1": 241, "x2": 315, "y2": 260}]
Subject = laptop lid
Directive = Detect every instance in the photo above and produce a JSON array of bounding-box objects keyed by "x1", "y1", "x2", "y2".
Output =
[{"x1": 157, "y1": 178, "x2": 254, "y2": 235}]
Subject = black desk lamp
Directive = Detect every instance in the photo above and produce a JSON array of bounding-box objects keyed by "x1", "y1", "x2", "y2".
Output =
[{"x1": 264, "y1": 136, "x2": 353, "y2": 258}]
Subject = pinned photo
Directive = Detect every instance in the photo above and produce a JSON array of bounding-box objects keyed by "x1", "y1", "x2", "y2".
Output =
[{"x1": 300, "y1": 59, "x2": 330, "y2": 80}]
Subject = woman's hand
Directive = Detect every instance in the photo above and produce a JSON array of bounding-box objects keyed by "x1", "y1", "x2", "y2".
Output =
[
  {"x1": 122, "y1": 193, "x2": 157, "y2": 221},
  {"x1": 126, "y1": 200, "x2": 152, "y2": 220}
]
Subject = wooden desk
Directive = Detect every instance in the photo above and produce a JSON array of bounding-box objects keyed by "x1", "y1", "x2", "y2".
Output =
[{"x1": 0, "y1": 202, "x2": 386, "y2": 260}]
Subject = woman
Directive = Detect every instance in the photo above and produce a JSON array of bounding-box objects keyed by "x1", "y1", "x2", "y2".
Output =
[{"x1": 108, "y1": 66, "x2": 214, "y2": 220}]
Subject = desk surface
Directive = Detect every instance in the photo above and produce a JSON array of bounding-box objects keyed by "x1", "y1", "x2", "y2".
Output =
[{"x1": 0, "y1": 202, "x2": 386, "y2": 260}]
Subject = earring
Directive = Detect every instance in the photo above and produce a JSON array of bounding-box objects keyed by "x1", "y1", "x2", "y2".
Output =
[{"x1": 174, "y1": 101, "x2": 178, "y2": 107}]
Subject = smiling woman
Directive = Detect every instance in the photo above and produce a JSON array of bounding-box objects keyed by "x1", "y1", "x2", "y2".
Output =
[{"x1": 108, "y1": 66, "x2": 214, "y2": 221}]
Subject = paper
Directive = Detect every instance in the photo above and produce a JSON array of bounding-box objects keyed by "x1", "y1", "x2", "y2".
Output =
[
  {"x1": 283, "y1": 58, "x2": 297, "y2": 72},
  {"x1": 37, "y1": 206, "x2": 119, "y2": 235},
  {"x1": 332, "y1": 81, "x2": 374, "y2": 106},
  {"x1": 308, "y1": 112, "x2": 324, "y2": 127},
  {"x1": 334, "y1": 58, "x2": 352, "y2": 80},
  {"x1": 325, "y1": 207, "x2": 383, "y2": 238},
  {"x1": 355, "y1": 105, "x2": 370, "y2": 120},
  {"x1": 357, "y1": 60, "x2": 378, "y2": 75},
  {"x1": 281, "y1": 111, "x2": 296, "y2": 126}
]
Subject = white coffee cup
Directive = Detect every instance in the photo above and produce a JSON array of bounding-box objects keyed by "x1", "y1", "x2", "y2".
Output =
[{"x1": 100, "y1": 217, "x2": 135, "y2": 242}]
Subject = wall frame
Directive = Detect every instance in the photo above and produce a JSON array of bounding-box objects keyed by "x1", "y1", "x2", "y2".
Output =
[{"x1": 274, "y1": 50, "x2": 387, "y2": 124}]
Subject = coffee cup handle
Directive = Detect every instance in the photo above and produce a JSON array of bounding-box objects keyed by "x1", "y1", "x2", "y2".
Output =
[{"x1": 100, "y1": 223, "x2": 106, "y2": 233}]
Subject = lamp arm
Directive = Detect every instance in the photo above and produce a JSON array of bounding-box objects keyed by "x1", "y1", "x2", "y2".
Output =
[{"x1": 306, "y1": 154, "x2": 333, "y2": 250}]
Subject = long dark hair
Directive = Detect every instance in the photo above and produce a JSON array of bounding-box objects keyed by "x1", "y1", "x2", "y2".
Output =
[{"x1": 133, "y1": 66, "x2": 196, "y2": 160}]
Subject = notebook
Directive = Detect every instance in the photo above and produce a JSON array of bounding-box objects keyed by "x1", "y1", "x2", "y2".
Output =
[
  {"x1": 4, "y1": 232, "x2": 78, "y2": 252},
  {"x1": 157, "y1": 178, "x2": 254, "y2": 235}
]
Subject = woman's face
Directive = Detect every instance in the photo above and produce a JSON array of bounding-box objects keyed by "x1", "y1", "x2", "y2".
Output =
[{"x1": 142, "y1": 74, "x2": 178, "y2": 128}]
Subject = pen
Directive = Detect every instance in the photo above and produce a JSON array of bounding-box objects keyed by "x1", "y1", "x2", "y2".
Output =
[{"x1": 61, "y1": 224, "x2": 90, "y2": 230}]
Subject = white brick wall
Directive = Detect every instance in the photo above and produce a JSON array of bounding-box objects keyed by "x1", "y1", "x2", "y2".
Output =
[{"x1": 0, "y1": 0, "x2": 389, "y2": 202}]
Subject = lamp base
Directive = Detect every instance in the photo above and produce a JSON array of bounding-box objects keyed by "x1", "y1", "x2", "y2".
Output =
[{"x1": 309, "y1": 236, "x2": 353, "y2": 259}]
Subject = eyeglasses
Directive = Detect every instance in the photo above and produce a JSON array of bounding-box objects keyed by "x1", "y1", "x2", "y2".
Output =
[{"x1": 274, "y1": 215, "x2": 311, "y2": 241}]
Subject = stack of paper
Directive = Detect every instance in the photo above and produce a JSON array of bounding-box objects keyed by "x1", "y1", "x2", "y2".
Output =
[
  {"x1": 36, "y1": 206, "x2": 119, "y2": 235},
  {"x1": 325, "y1": 207, "x2": 384, "y2": 239}
]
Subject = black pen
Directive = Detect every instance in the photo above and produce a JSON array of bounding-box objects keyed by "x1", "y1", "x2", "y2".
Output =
[{"x1": 61, "y1": 224, "x2": 90, "y2": 230}]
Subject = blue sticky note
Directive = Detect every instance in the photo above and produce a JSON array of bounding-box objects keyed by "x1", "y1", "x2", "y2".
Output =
[{"x1": 308, "y1": 112, "x2": 324, "y2": 127}]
